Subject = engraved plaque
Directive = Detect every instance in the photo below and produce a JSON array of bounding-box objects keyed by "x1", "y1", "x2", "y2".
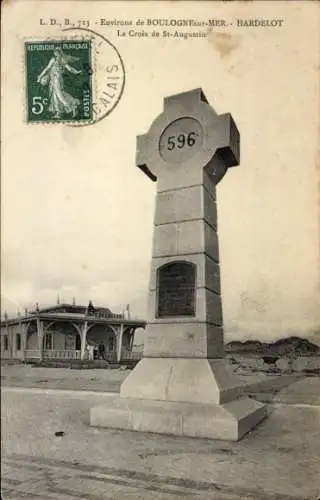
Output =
[{"x1": 157, "y1": 261, "x2": 196, "y2": 318}]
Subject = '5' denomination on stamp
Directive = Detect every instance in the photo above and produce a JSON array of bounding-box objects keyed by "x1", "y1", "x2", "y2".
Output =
[{"x1": 25, "y1": 40, "x2": 93, "y2": 123}]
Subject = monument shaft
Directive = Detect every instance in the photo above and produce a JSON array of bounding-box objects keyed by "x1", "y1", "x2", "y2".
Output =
[
  {"x1": 91, "y1": 88, "x2": 267, "y2": 440},
  {"x1": 145, "y1": 171, "x2": 224, "y2": 358}
]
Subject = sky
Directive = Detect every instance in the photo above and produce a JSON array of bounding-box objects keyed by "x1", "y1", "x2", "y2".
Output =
[{"x1": 2, "y1": 1, "x2": 320, "y2": 344}]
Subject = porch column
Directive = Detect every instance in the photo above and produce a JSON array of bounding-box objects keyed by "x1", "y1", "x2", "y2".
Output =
[
  {"x1": 36, "y1": 317, "x2": 44, "y2": 361},
  {"x1": 5, "y1": 323, "x2": 10, "y2": 358},
  {"x1": 21, "y1": 323, "x2": 27, "y2": 361},
  {"x1": 80, "y1": 321, "x2": 88, "y2": 360},
  {"x1": 17, "y1": 318, "x2": 22, "y2": 359},
  {"x1": 130, "y1": 328, "x2": 135, "y2": 350},
  {"x1": 116, "y1": 323, "x2": 124, "y2": 363}
]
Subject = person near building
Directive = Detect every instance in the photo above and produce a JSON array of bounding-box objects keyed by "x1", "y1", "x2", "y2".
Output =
[
  {"x1": 86, "y1": 344, "x2": 94, "y2": 361},
  {"x1": 98, "y1": 342, "x2": 105, "y2": 360}
]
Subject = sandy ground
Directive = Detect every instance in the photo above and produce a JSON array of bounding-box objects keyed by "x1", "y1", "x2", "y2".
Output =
[
  {"x1": 1, "y1": 364, "x2": 320, "y2": 499},
  {"x1": 0, "y1": 362, "x2": 301, "y2": 397},
  {"x1": 1, "y1": 362, "x2": 314, "y2": 404},
  {"x1": 1, "y1": 364, "x2": 129, "y2": 393}
]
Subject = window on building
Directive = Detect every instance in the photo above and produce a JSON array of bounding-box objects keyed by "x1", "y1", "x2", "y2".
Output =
[
  {"x1": 44, "y1": 332, "x2": 53, "y2": 350},
  {"x1": 16, "y1": 333, "x2": 21, "y2": 351},
  {"x1": 4, "y1": 335, "x2": 8, "y2": 351}
]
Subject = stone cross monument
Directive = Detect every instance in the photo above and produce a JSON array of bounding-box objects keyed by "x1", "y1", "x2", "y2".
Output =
[{"x1": 91, "y1": 88, "x2": 267, "y2": 440}]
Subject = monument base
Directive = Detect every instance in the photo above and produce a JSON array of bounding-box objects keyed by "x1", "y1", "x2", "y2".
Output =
[{"x1": 90, "y1": 358, "x2": 267, "y2": 441}]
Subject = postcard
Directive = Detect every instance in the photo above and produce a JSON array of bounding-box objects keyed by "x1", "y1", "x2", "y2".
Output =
[{"x1": 1, "y1": 2, "x2": 320, "y2": 499}]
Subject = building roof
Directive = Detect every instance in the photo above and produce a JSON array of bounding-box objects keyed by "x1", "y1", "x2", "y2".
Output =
[
  {"x1": 1, "y1": 303, "x2": 146, "y2": 328},
  {"x1": 30, "y1": 303, "x2": 113, "y2": 316}
]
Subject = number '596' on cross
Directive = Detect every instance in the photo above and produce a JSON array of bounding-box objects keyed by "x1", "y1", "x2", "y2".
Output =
[{"x1": 167, "y1": 132, "x2": 198, "y2": 151}]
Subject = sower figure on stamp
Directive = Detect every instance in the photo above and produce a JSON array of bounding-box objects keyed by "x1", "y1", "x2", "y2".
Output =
[{"x1": 37, "y1": 47, "x2": 82, "y2": 119}]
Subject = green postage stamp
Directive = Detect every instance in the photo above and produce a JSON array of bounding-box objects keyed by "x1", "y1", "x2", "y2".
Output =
[{"x1": 25, "y1": 40, "x2": 93, "y2": 123}]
